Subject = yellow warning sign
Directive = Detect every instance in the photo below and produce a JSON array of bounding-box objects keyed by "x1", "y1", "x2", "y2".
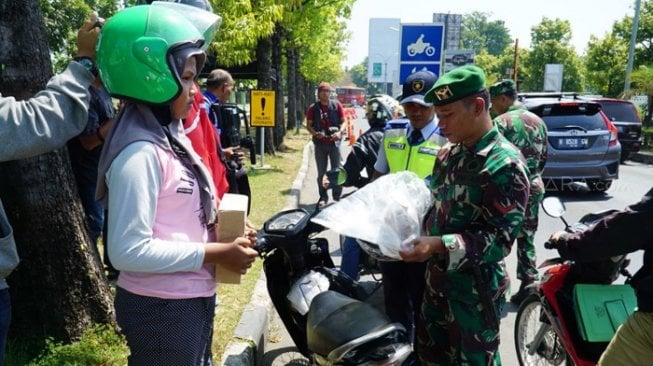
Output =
[{"x1": 250, "y1": 90, "x2": 276, "y2": 127}]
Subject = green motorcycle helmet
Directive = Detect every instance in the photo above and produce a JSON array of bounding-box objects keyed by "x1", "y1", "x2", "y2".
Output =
[{"x1": 96, "y1": 2, "x2": 220, "y2": 104}]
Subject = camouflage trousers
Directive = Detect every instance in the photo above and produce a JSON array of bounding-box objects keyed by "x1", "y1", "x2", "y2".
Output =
[
  {"x1": 417, "y1": 265, "x2": 508, "y2": 365},
  {"x1": 514, "y1": 190, "x2": 544, "y2": 284}
]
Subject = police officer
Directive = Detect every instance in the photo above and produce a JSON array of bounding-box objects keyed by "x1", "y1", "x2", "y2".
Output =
[
  {"x1": 400, "y1": 66, "x2": 530, "y2": 365},
  {"x1": 490, "y1": 79, "x2": 548, "y2": 305},
  {"x1": 336, "y1": 94, "x2": 401, "y2": 280},
  {"x1": 372, "y1": 70, "x2": 446, "y2": 364}
]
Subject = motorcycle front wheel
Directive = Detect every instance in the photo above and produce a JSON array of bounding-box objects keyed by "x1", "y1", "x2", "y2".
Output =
[{"x1": 514, "y1": 294, "x2": 567, "y2": 366}]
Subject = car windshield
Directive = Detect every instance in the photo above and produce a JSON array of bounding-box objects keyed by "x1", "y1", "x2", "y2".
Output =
[{"x1": 597, "y1": 101, "x2": 640, "y2": 123}]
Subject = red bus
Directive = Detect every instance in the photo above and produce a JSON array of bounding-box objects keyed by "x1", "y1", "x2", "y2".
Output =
[{"x1": 335, "y1": 86, "x2": 366, "y2": 107}]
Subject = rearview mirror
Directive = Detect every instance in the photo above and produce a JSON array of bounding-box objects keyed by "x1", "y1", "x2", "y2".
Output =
[{"x1": 541, "y1": 196, "x2": 566, "y2": 218}]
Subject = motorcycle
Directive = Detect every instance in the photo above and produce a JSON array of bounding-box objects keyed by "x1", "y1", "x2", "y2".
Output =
[
  {"x1": 256, "y1": 207, "x2": 412, "y2": 365},
  {"x1": 514, "y1": 196, "x2": 633, "y2": 366}
]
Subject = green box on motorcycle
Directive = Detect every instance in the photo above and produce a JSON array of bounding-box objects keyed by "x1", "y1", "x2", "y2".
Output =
[{"x1": 573, "y1": 284, "x2": 637, "y2": 342}]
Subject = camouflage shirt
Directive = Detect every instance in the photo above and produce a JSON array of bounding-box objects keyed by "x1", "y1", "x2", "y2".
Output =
[
  {"x1": 426, "y1": 127, "x2": 530, "y2": 274},
  {"x1": 494, "y1": 104, "x2": 548, "y2": 196}
]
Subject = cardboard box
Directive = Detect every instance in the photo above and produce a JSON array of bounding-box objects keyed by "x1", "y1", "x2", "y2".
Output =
[{"x1": 215, "y1": 193, "x2": 249, "y2": 284}]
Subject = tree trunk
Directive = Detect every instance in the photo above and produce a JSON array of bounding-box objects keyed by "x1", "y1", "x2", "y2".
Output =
[
  {"x1": 646, "y1": 94, "x2": 653, "y2": 128},
  {"x1": 0, "y1": 0, "x2": 114, "y2": 345},
  {"x1": 297, "y1": 73, "x2": 308, "y2": 127},
  {"x1": 271, "y1": 24, "x2": 285, "y2": 149},
  {"x1": 256, "y1": 35, "x2": 276, "y2": 156},
  {"x1": 286, "y1": 47, "x2": 298, "y2": 132}
]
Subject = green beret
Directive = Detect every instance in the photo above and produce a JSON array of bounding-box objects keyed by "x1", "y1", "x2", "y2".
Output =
[
  {"x1": 424, "y1": 65, "x2": 486, "y2": 106},
  {"x1": 489, "y1": 79, "x2": 516, "y2": 97}
]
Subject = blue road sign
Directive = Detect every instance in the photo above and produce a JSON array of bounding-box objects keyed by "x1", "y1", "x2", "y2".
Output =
[
  {"x1": 400, "y1": 23, "x2": 444, "y2": 83},
  {"x1": 400, "y1": 64, "x2": 441, "y2": 80}
]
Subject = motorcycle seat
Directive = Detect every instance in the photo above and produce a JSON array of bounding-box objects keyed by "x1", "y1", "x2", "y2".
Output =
[{"x1": 306, "y1": 290, "x2": 393, "y2": 356}]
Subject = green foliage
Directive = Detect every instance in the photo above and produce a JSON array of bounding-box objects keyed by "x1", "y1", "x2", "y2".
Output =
[
  {"x1": 473, "y1": 46, "x2": 531, "y2": 92},
  {"x1": 37, "y1": 0, "x2": 354, "y2": 85},
  {"x1": 39, "y1": 0, "x2": 119, "y2": 72},
  {"x1": 631, "y1": 64, "x2": 653, "y2": 95},
  {"x1": 348, "y1": 58, "x2": 380, "y2": 95},
  {"x1": 642, "y1": 126, "x2": 653, "y2": 144},
  {"x1": 282, "y1": 0, "x2": 354, "y2": 83},
  {"x1": 521, "y1": 17, "x2": 584, "y2": 92},
  {"x1": 6, "y1": 324, "x2": 128, "y2": 366},
  {"x1": 210, "y1": 0, "x2": 284, "y2": 66},
  {"x1": 613, "y1": 0, "x2": 653, "y2": 68},
  {"x1": 473, "y1": 49, "x2": 500, "y2": 83},
  {"x1": 349, "y1": 61, "x2": 366, "y2": 86},
  {"x1": 585, "y1": 34, "x2": 628, "y2": 97},
  {"x1": 461, "y1": 12, "x2": 512, "y2": 56}
]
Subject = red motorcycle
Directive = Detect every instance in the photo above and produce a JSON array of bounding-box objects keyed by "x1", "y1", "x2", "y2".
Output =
[{"x1": 514, "y1": 197, "x2": 633, "y2": 365}]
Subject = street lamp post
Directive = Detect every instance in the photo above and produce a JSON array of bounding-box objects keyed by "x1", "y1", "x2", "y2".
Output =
[
  {"x1": 624, "y1": 0, "x2": 642, "y2": 94},
  {"x1": 384, "y1": 61, "x2": 389, "y2": 95}
]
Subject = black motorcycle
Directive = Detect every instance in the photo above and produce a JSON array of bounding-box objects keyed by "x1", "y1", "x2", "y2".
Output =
[{"x1": 256, "y1": 207, "x2": 411, "y2": 365}]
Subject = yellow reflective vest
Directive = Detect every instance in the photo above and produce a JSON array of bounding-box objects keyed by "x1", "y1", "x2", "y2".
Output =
[{"x1": 383, "y1": 127, "x2": 446, "y2": 179}]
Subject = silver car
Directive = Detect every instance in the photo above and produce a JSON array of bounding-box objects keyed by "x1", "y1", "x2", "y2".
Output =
[{"x1": 520, "y1": 95, "x2": 621, "y2": 192}]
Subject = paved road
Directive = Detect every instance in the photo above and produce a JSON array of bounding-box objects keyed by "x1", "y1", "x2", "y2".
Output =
[{"x1": 261, "y1": 109, "x2": 650, "y2": 365}]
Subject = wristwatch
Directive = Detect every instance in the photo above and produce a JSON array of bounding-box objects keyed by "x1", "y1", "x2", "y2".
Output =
[{"x1": 73, "y1": 56, "x2": 98, "y2": 77}]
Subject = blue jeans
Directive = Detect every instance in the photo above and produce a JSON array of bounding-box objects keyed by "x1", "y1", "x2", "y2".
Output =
[
  {"x1": 0, "y1": 289, "x2": 11, "y2": 364},
  {"x1": 340, "y1": 236, "x2": 361, "y2": 280},
  {"x1": 77, "y1": 181, "x2": 104, "y2": 246}
]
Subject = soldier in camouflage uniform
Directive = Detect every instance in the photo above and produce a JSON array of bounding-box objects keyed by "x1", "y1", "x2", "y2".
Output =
[
  {"x1": 400, "y1": 66, "x2": 530, "y2": 365},
  {"x1": 490, "y1": 79, "x2": 548, "y2": 305}
]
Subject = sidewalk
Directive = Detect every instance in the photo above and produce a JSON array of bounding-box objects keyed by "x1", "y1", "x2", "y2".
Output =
[{"x1": 220, "y1": 141, "x2": 314, "y2": 366}]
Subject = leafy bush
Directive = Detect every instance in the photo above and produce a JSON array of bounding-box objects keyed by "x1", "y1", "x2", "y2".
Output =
[
  {"x1": 28, "y1": 325, "x2": 127, "y2": 366},
  {"x1": 643, "y1": 127, "x2": 653, "y2": 148}
]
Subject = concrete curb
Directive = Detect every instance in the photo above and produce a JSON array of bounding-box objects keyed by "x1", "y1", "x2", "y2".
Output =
[
  {"x1": 630, "y1": 152, "x2": 653, "y2": 164},
  {"x1": 220, "y1": 141, "x2": 313, "y2": 366}
]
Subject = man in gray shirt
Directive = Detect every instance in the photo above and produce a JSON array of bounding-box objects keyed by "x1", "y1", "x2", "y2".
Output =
[{"x1": 0, "y1": 14, "x2": 100, "y2": 362}]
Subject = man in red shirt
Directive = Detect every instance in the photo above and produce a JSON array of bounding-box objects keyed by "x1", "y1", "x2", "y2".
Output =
[{"x1": 306, "y1": 82, "x2": 345, "y2": 207}]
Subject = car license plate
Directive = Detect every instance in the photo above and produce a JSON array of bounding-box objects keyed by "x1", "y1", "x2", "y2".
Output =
[{"x1": 559, "y1": 137, "x2": 588, "y2": 149}]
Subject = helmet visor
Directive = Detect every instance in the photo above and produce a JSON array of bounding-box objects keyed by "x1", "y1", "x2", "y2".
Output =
[{"x1": 148, "y1": 1, "x2": 221, "y2": 51}]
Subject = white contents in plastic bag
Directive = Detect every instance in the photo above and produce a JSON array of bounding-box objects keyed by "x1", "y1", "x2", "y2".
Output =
[
  {"x1": 287, "y1": 270, "x2": 330, "y2": 315},
  {"x1": 312, "y1": 171, "x2": 433, "y2": 261}
]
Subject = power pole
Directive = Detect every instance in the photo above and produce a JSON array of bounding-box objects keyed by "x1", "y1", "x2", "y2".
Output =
[
  {"x1": 513, "y1": 39, "x2": 519, "y2": 83},
  {"x1": 624, "y1": 0, "x2": 642, "y2": 94}
]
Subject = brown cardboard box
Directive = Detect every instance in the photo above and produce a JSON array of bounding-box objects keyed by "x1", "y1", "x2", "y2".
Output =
[{"x1": 215, "y1": 193, "x2": 249, "y2": 284}]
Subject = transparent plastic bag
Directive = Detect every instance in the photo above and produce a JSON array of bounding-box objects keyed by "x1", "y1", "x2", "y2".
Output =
[{"x1": 312, "y1": 171, "x2": 433, "y2": 261}]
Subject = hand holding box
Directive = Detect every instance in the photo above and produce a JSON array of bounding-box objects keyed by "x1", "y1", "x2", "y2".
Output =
[{"x1": 215, "y1": 193, "x2": 249, "y2": 284}]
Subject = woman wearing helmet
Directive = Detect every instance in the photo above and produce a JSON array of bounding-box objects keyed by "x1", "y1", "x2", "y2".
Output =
[
  {"x1": 327, "y1": 94, "x2": 403, "y2": 279},
  {"x1": 95, "y1": 4, "x2": 257, "y2": 364}
]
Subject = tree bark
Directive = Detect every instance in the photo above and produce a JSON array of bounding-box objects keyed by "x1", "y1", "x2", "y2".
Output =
[
  {"x1": 0, "y1": 0, "x2": 114, "y2": 344},
  {"x1": 286, "y1": 47, "x2": 298, "y2": 132},
  {"x1": 256, "y1": 35, "x2": 276, "y2": 156},
  {"x1": 272, "y1": 24, "x2": 285, "y2": 149}
]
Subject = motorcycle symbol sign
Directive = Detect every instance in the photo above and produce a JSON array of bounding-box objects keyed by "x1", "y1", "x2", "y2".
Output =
[
  {"x1": 399, "y1": 24, "x2": 444, "y2": 83},
  {"x1": 407, "y1": 34, "x2": 436, "y2": 57},
  {"x1": 400, "y1": 24, "x2": 443, "y2": 62}
]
